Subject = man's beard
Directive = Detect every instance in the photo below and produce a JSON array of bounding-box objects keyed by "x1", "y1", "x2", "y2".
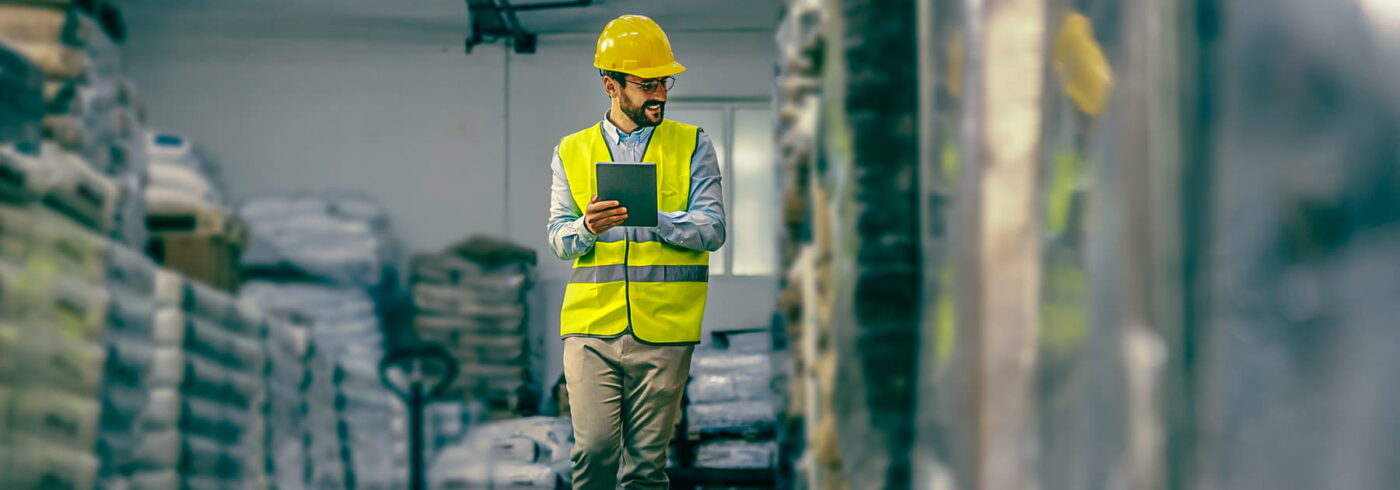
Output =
[{"x1": 622, "y1": 95, "x2": 665, "y2": 128}]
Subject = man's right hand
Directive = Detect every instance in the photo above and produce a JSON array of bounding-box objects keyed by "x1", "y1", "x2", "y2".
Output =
[{"x1": 584, "y1": 195, "x2": 628, "y2": 235}]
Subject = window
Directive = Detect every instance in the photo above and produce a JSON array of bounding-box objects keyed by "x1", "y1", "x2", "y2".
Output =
[{"x1": 667, "y1": 102, "x2": 778, "y2": 276}]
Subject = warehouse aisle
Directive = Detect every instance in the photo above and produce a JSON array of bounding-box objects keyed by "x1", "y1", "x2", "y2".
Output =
[{"x1": 5, "y1": 0, "x2": 1400, "y2": 489}]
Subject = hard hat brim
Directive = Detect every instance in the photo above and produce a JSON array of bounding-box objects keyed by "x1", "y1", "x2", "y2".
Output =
[{"x1": 595, "y1": 61, "x2": 687, "y2": 80}]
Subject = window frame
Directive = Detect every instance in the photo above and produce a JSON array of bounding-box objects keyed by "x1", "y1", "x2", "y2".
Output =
[{"x1": 666, "y1": 99, "x2": 775, "y2": 277}]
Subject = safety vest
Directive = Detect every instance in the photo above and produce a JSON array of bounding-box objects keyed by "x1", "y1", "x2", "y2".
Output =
[{"x1": 557, "y1": 120, "x2": 709, "y2": 344}]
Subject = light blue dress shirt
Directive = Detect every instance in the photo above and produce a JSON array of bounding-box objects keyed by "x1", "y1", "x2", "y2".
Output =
[{"x1": 547, "y1": 112, "x2": 727, "y2": 260}]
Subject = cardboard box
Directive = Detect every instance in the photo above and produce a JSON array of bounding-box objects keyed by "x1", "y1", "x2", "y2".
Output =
[
  {"x1": 145, "y1": 206, "x2": 246, "y2": 293},
  {"x1": 148, "y1": 233, "x2": 241, "y2": 293}
]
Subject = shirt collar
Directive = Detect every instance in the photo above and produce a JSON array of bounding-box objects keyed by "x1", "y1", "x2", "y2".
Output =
[{"x1": 601, "y1": 110, "x2": 654, "y2": 147}]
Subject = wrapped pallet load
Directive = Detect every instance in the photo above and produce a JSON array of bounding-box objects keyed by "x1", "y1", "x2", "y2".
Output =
[
  {"x1": 1, "y1": 4, "x2": 354, "y2": 489},
  {"x1": 0, "y1": 198, "x2": 275, "y2": 489},
  {"x1": 0, "y1": 1, "x2": 147, "y2": 248},
  {"x1": 430, "y1": 416, "x2": 573, "y2": 489},
  {"x1": 117, "y1": 279, "x2": 270, "y2": 489},
  {"x1": 0, "y1": 207, "x2": 108, "y2": 490},
  {"x1": 681, "y1": 330, "x2": 780, "y2": 473},
  {"x1": 410, "y1": 235, "x2": 537, "y2": 421},
  {"x1": 91, "y1": 246, "x2": 170, "y2": 488},
  {"x1": 238, "y1": 190, "x2": 396, "y2": 292},
  {"x1": 301, "y1": 340, "x2": 350, "y2": 488},
  {"x1": 241, "y1": 283, "x2": 404, "y2": 489},
  {"x1": 260, "y1": 310, "x2": 312, "y2": 490},
  {"x1": 238, "y1": 190, "x2": 407, "y2": 488}
]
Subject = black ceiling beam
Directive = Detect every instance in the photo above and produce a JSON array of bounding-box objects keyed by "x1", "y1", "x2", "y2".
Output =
[
  {"x1": 464, "y1": 0, "x2": 592, "y2": 54},
  {"x1": 504, "y1": 0, "x2": 593, "y2": 11}
]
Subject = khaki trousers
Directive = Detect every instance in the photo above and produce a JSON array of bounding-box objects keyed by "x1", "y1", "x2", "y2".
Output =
[{"x1": 563, "y1": 335, "x2": 694, "y2": 489}]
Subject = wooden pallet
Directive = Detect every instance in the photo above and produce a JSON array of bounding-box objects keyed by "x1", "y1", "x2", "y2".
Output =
[
  {"x1": 667, "y1": 468, "x2": 776, "y2": 489},
  {"x1": 145, "y1": 204, "x2": 248, "y2": 245}
]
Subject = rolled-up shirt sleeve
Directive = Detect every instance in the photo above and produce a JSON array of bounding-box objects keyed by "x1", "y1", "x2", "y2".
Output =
[
  {"x1": 655, "y1": 130, "x2": 727, "y2": 252},
  {"x1": 547, "y1": 145, "x2": 598, "y2": 260}
]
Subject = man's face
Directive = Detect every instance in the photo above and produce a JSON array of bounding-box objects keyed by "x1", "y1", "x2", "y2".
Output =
[{"x1": 615, "y1": 75, "x2": 669, "y2": 127}]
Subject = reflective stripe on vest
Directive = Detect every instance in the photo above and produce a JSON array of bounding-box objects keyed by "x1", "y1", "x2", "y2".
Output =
[{"x1": 557, "y1": 119, "x2": 709, "y2": 344}]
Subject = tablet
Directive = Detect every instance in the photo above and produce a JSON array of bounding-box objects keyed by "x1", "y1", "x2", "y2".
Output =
[{"x1": 595, "y1": 162, "x2": 658, "y2": 227}]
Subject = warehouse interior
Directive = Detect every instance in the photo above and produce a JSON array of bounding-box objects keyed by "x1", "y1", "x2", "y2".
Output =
[{"x1": 2, "y1": 0, "x2": 1400, "y2": 489}]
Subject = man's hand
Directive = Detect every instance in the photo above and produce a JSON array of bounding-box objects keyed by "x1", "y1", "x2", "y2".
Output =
[{"x1": 584, "y1": 195, "x2": 628, "y2": 235}]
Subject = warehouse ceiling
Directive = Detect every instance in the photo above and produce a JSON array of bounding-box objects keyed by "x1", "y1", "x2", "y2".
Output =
[
  {"x1": 509, "y1": 0, "x2": 781, "y2": 33},
  {"x1": 121, "y1": 0, "x2": 780, "y2": 36}
]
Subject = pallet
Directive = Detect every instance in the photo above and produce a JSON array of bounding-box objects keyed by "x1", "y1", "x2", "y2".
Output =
[
  {"x1": 687, "y1": 425, "x2": 778, "y2": 442},
  {"x1": 667, "y1": 468, "x2": 776, "y2": 489},
  {"x1": 145, "y1": 204, "x2": 247, "y2": 244}
]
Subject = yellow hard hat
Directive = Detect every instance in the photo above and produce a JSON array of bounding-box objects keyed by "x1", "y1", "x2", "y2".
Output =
[{"x1": 594, "y1": 15, "x2": 686, "y2": 79}]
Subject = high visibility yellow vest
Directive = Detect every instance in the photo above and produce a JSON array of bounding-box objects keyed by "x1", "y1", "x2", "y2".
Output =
[{"x1": 557, "y1": 120, "x2": 709, "y2": 344}]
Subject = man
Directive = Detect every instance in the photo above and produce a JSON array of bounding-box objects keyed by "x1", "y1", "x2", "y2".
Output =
[{"x1": 546, "y1": 14, "x2": 726, "y2": 490}]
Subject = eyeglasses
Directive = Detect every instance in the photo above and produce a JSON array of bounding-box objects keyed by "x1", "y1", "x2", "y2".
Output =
[{"x1": 620, "y1": 76, "x2": 676, "y2": 94}]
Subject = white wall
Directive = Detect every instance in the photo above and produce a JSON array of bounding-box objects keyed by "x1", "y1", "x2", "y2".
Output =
[
  {"x1": 125, "y1": 14, "x2": 508, "y2": 253},
  {"x1": 123, "y1": 14, "x2": 780, "y2": 406}
]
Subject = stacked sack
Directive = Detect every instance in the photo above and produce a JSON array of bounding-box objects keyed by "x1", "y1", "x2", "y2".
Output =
[
  {"x1": 0, "y1": 201, "x2": 274, "y2": 490},
  {"x1": 260, "y1": 311, "x2": 312, "y2": 490},
  {"x1": 335, "y1": 353, "x2": 407, "y2": 490},
  {"x1": 91, "y1": 239, "x2": 180, "y2": 488},
  {"x1": 121, "y1": 280, "x2": 270, "y2": 489},
  {"x1": 238, "y1": 190, "x2": 397, "y2": 292},
  {"x1": 684, "y1": 330, "x2": 780, "y2": 470},
  {"x1": 142, "y1": 131, "x2": 224, "y2": 210},
  {"x1": 238, "y1": 190, "x2": 406, "y2": 488},
  {"x1": 241, "y1": 282, "x2": 406, "y2": 489},
  {"x1": 0, "y1": 203, "x2": 111, "y2": 489},
  {"x1": 0, "y1": 0, "x2": 150, "y2": 248},
  {"x1": 410, "y1": 236, "x2": 537, "y2": 420},
  {"x1": 430, "y1": 416, "x2": 573, "y2": 489},
  {"x1": 300, "y1": 340, "x2": 349, "y2": 488},
  {"x1": 0, "y1": 36, "x2": 172, "y2": 489}
]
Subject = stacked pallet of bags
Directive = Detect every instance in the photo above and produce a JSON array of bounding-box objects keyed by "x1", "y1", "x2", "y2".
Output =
[
  {"x1": 300, "y1": 340, "x2": 350, "y2": 488},
  {"x1": 238, "y1": 190, "x2": 407, "y2": 488},
  {"x1": 0, "y1": 53, "x2": 119, "y2": 239},
  {"x1": 771, "y1": 0, "x2": 922, "y2": 487},
  {"x1": 260, "y1": 311, "x2": 312, "y2": 490},
  {"x1": 410, "y1": 236, "x2": 537, "y2": 420},
  {"x1": 0, "y1": 203, "x2": 111, "y2": 489},
  {"x1": 242, "y1": 283, "x2": 405, "y2": 489},
  {"x1": 118, "y1": 280, "x2": 269, "y2": 489},
  {"x1": 683, "y1": 330, "x2": 780, "y2": 470},
  {"x1": 0, "y1": 186, "x2": 268, "y2": 490},
  {"x1": 238, "y1": 190, "x2": 396, "y2": 293},
  {"x1": 429, "y1": 416, "x2": 573, "y2": 489},
  {"x1": 91, "y1": 238, "x2": 181, "y2": 488},
  {"x1": 335, "y1": 354, "x2": 406, "y2": 490},
  {"x1": 770, "y1": 0, "x2": 839, "y2": 486},
  {"x1": 0, "y1": 0, "x2": 149, "y2": 248}
]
